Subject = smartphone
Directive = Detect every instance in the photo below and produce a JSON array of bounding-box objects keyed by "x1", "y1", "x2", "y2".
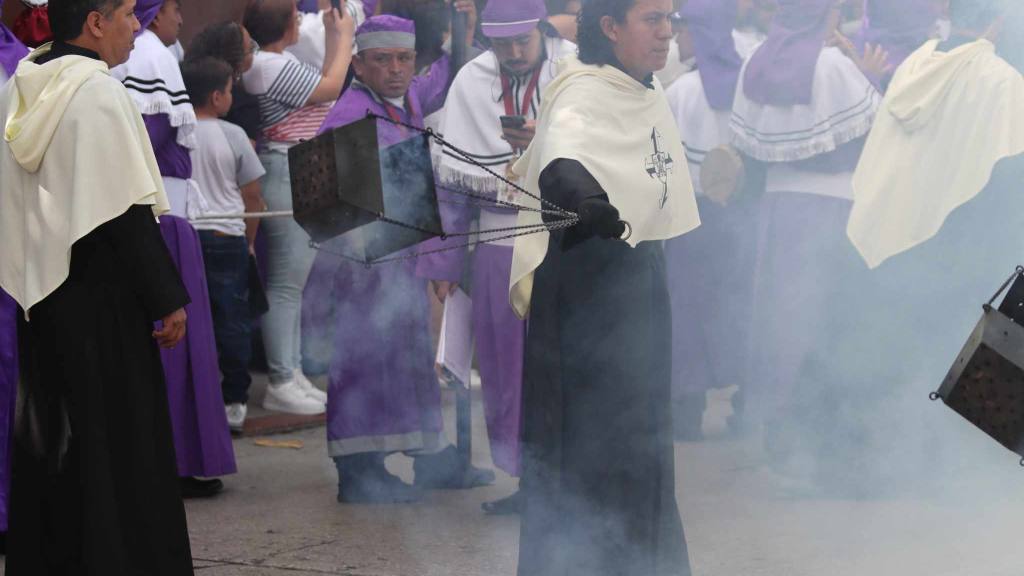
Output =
[{"x1": 500, "y1": 115, "x2": 527, "y2": 129}]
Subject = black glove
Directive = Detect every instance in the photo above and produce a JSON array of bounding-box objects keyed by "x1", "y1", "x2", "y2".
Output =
[
  {"x1": 537, "y1": 159, "x2": 626, "y2": 249},
  {"x1": 562, "y1": 196, "x2": 626, "y2": 251},
  {"x1": 577, "y1": 197, "x2": 626, "y2": 240}
]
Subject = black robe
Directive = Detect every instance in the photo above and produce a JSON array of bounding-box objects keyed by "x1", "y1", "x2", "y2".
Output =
[
  {"x1": 6, "y1": 43, "x2": 194, "y2": 576},
  {"x1": 517, "y1": 160, "x2": 691, "y2": 576}
]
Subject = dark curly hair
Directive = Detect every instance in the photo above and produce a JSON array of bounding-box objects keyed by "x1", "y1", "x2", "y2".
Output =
[
  {"x1": 187, "y1": 21, "x2": 247, "y2": 75},
  {"x1": 576, "y1": 0, "x2": 635, "y2": 66}
]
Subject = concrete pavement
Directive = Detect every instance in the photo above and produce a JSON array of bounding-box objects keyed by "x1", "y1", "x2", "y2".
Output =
[{"x1": 5, "y1": 383, "x2": 1024, "y2": 575}]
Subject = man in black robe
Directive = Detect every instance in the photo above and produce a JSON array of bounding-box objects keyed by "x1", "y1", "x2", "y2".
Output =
[
  {"x1": 0, "y1": 0, "x2": 195, "y2": 574},
  {"x1": 511, "y1": 0, "x2": 697, "y2": 574}
]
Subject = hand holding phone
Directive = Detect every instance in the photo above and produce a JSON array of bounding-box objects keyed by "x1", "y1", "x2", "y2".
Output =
[{"x1": 500, "y1": 115, "x2": 527, "y2": 129}]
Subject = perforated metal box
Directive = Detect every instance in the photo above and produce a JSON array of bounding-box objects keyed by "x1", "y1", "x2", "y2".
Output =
[
  {"x1": 287, "y1": 116, "x2": 443, "y2": 263},
  {"x1": 935, "y1": 271, "x2": 1024, "y2": 461}
]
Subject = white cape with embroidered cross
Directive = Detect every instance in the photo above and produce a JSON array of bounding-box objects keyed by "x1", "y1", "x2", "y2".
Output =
[{"x1": 508, "y1": 55, "x2": 700, "y2": 318}]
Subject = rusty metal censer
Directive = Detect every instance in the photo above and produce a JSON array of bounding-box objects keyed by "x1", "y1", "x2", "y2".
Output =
[{"x1": 932, "y1": 266, "x2": 1024, "y2": 465}]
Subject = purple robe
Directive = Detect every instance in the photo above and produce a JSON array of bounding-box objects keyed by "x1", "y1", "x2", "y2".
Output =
[
  {"x1": 0, "y1": 8, "x2": 24, "y2": 527},
  {"x1": 666, "y1": 196, "x2": 758, "y2": 398},
  {"x1": 0, "y1": 290, "x2": 17, "y2": 531},
  {"x1": 144, "y1": 114, "x2": 193, "y2": 180},
  {"x1": 0, "y1": 0, "x2": 28, "y2": 79},
  {"x1": 158, "y1": 216, "x2": 238, "y2": 478},
  {"x1": 666, "y1": 0, "x2": 758, "y2": 415},
  {"x1": 146, "y1": 116, "x2": 236, "y2": 477},
  {"x1": 312, "y1": 59, "x2": 453, "y2": 457},
  {"x1": 416, "y1": 205, "x2": 525, "y2": 476}
]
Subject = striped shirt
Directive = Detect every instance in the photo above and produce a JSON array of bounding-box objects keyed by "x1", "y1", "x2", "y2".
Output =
[{"x1": 242, "y1": 51, "x2": 325, "y2": 146}]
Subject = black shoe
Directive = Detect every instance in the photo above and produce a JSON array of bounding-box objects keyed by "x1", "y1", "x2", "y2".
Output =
[
  {"x1": 336, "y1": 454, "x2": 422, "y2": 504},
  {"x1": 413, "y1": 445, "x2": 495, "y2": 489},
  {"x1": 179, "y1": 477, "x2": 224, "y2": 499},
  {"x1": 481, "y1": 490, "x2": 522, "y2": 515}
]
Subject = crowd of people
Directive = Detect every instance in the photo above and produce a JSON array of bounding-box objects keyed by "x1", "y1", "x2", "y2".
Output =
[{"x1": 0, "y1": 0, "x2": 1022, "y2": 574}]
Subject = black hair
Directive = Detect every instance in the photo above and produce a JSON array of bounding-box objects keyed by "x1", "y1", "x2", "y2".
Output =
[
  {"x1": 577, "y1": 0, "x2": 635, "y2": 66},
  {"x1": 243, "y1": 0, "x2": 295, "y2": 46},
  {"x1": 181, "y1": 57, "x2": 234, "y2": 108},
  {"x1": 48, "y1": 0, "x2": 126, "y2": 42},
  {"x1": 187, "y1": 21, "x2": 247, "y2": 75},
  {"x1": 949, "y1": 0, "x2": 1008, "y2": 32}
]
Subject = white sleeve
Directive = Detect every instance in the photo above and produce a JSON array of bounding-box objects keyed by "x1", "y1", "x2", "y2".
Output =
[{"x1": 286, "y1": 12, "x2": 327, "y2": 70}]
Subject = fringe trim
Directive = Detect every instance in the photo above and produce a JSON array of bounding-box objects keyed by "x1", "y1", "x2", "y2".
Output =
[
  {"x1": 730, "y1": 110, "x2": 876, "y2": 163},
  {"x1": 436, "y1": 164, "x2": 504, "y2": 198},
  {"x1": 131, "y1": 97, "x2": 198, "y2": 150}
]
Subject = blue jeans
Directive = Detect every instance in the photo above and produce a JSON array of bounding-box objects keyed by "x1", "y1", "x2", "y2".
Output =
[
  {"x1": 258, "y1": 150, "x2": 316, "y2": 384},
  {"x1": 199, "y1": 231, "x2": 252, "y2": 404}
]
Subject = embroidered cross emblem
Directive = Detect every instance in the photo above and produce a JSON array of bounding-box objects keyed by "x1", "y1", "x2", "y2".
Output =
[{"x1": 644, "y1": 127, "x2": 674, "y2": 209}]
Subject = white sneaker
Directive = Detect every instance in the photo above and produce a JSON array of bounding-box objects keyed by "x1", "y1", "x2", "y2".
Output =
[
  {"x1": 226, "y1": 403, "x2": 247, "y2": 432},
  {"x1": 294, "y1": 370, "x2": 328, "y2": 404},
  {"x1": 263, "y1": 381, "x2": 326, "y2": 415}
]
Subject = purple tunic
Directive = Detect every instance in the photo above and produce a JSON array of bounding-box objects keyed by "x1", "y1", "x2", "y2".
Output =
[
  {"x1": 0, "y1": 0, "x2": 28, "y2": 79},
  {"x1": 144, "y1": 114, "x2": 193, "y2": 180},
  {"x1": 666, "y1": 196, "x2": 758, "y2": 397},
  {"x1": 147, "y1": 116, "x2": 236, "y2": 477},
  {"x1": 312, "y1": 59, "x2": 453, "y2": 457},
  {"x1": 0, "y1": 12, "x2": 24, "y2": 527},
  {"x1": 416, "y1": 199, "x2": 525, "y2": 476},
  {"x1": 158, "y1": 217, "x2": 238, "y2": 478},
  {"x1": 468, "y1": 244, "x2": 524, "y2": 475},
  {"x1": 0, "y1": 290, "x2": 17, "y2": 531}
]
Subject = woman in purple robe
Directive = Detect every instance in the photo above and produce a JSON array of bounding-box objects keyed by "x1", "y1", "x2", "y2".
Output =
[
  {"x1": 730, "y1": 0, "x2": 882, "y2": 473},
  {"x1": 113, "y1": 0, "x2": 238, "y2": 497}
]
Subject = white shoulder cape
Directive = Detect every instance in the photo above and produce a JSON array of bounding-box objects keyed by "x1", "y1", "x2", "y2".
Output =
[
  {"x1": 730, "y1": 46, "x2": 881, "y2": 162},
  {"x1": 508, "y1": 56, "x2": 700, "y2": 318},
  {"x1": 1, "y1": 44, "x2": 168, "y2": 313},
  {"x1": 847, "y1": 39, "x2": 1024, "y2": 269}
]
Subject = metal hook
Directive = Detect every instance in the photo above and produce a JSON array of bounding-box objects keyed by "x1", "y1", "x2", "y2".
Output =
[
  {"x1": 620, "y1": 220, "x2": 633, "y2": 242},
  {"x1": 929, "y1": 392, "x2": 941, "y2": 402},
  {"x1": 987, "y1": 265, "x2": 1024, "y2": 307}
]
